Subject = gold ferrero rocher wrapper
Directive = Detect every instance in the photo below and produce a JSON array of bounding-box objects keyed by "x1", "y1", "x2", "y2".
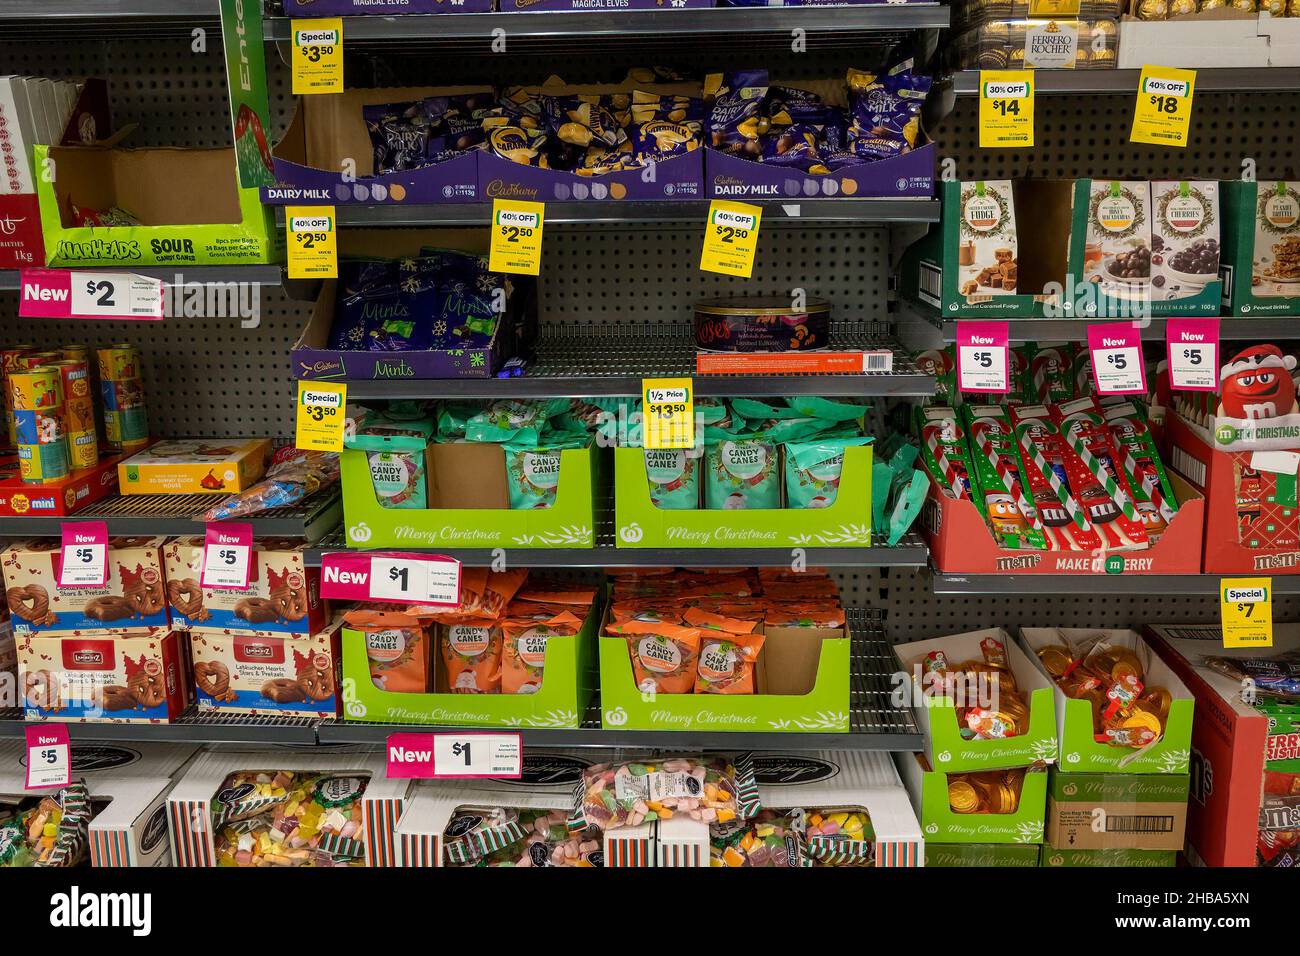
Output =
[
  {"x1": 1138, "y1": 0, "x2": 1169, "y2": 17},
  {"x1": 1170, "y1": 0, "x2": 1198, "y2": 14},
  {"x1": 1232, "y1": 0, "x2": 1257, "y2": 10},
  {"x1": 1199, "y1": 0, "x2": 1227, "y2": 9},
  {"x1": 1288, "y1": 0, "x2": 1300, "y2": 16}
]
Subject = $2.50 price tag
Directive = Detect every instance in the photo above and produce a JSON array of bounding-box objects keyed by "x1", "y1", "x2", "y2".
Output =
[
  {"x1": 956, "y1": 321, "x2": 1010, "y2": 393},
  {"x1": 295, "y1": 380, "x2": 347, "y2": 452},
  {"x1": 642, "y1": 376, "x2": 695, "y2": 450},
  {"x1": 285, "y1": 206, "x2": 337, "y2": 280},
  {"x1": 488, "y1": 200, "x2": 544, "y2": 276},
  {"x1": 1221, "y1": 578, "x2": 1273, "y2": 649},
  {"x1": 979, "y1": 70, "x2": 1034, "y2": 149},
  {"x1": 1131, "y1": 65, "x2": 1196, "y2": 148},
  {"x1": 201, "y1": 522, "x2": 253, "y2": 591},
  {"x1": 58, "y1": 520, "x2": 108, "y2": 589},
  {"x1": 1087, "y1": 323, "x2": 1146, "y2": 395},
  {"x1": 1166, "y1": 318, "x2": 1219, "y2": 391},
  {"x1": 25, "y1": 725, "x2": 71, "y2": 789},
  {"x1": 700, "y1": 200, "x2": 762, "y2": 278},
  {"x1": 291, "y1": 18, "x2": 344, "y2": 95},
  {"x1": 386, "y1": 732, "x2": 523, "y2": 779}
]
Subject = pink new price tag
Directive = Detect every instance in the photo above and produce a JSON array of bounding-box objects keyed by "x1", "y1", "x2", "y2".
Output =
[
  {"x1": 1087, "y1": 323, "x2": 1147, "y2": 395},
  {"x1": 58, "y1": 520, "x2": 108, "y2": 589},
  {"x1": 18, "y1": 268, "x2": 164, "y2": 321},
  {"x1": 956, "y1": 321, "x2": 1010, "y2": 393},
  {"x1": 320, "y1": 551, "x2": 461, "y2": 607},
  {"x1": 386, "y1": 731, "x2": 523, "y2": 779},
  {"x1": 201, "y1": 522, "x2": 254, "y2": 590},
  {"x1": 1166, "y1": 318, "x2": 1219, "y2": 392},
  {"x1": 25, "y1": 725, "x2": 71, "y2": 789}
]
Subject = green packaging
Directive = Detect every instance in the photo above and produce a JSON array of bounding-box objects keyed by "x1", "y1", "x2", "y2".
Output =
[
  {"x1": 705, "y1": 436, "x2": 780, "y2": 510},
  {"x1": 466, "y1": 400, "x2": 568, "y2": 444},
  {"x1": 345, "y1": 412, "x2": 435, "y2": 510},
  {"x1": 503, "y1": 434, "x2": 589, "y2": 510},
  {"x1": 913, "y1": 405, "x2": 976, "y2": 501},
  {"x1": 644, "y1": 447, "x2": 701, "y2": 510},
  {"x1": 783, "y1": 435, "x2": 873, "y2": 509}
]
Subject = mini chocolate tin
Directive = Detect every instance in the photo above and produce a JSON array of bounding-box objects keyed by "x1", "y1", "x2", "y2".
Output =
[{"x1": 694, "y1": 296, "x2": 830, "y2": 352}]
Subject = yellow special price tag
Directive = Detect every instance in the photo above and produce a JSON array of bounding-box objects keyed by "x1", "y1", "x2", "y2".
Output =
[
  {"x1": 295, "y1": 381, "x2": 347, "y2": 453},
  {"x1": 1220, "y1": 578, "x2": 1274, "y2": 649},
  {"x1": 642, "y1": 377, "x2": 695, "y2": 451},
  {"x1": 1131, "y1": 65, "x2": 1196, "y2": 148},
  {"x1": 979, "y1": 71, "x2": 1034, "y2": 149},
  {"x1": 285, "y1": 206, "x2": 338, "y2": 280},
  {"x1": 291, "y1": 18, "x2": 344, "y2": 95},
  {"x1": 488, "y1": 200, "x2": 544, "y2": 276},
  {"x1": 700, "y1": 201, "x2": 762, "y2": 278}
]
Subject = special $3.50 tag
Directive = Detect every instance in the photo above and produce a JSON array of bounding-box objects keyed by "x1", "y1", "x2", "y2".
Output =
[
  {"x1": 642, "y1": 377, "x2": 695, "y2": 451},
  {"x1": 291, "y1": 18, "x2": 344, "y2": 95},
  {"x1": 285, "y1": 206, "x2": 338, "y2": 280},
  {"x1": 700, "y1": 201, "x2": 762, "y2": 278},
  {"x1": 295, "y1": 381, "x2": 347, "y2": 452},
  {"x1": 488, "y1": 200, "x2": 544, "y2": 276},
  {"x1": 1221, "y1": 577, "x2": 1273, "y2": 649},
  {"x1": 979, "y1": 70, "x2": 1034, "y2": 149},
  {"x1": 1131, "y1": 65, "x2": 1196, "y2": 148}
]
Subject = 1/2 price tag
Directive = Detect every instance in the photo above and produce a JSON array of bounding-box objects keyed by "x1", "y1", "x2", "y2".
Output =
[
  {"x1": 642, "y1": 376, "x2": 695, "y2": 450},
  {"x1": 25, "y1": 725, "x2": 71, "y2": 789},
  {"x1": 1221, "y1": 578, "x2": 1273, "y2": 649},
  {"x1": 700, "y1": 200, "x2": 762, "y2": 278},
  {"x1": 285, "y1": 206, "x2": 338, "y2": 280},
  {"x1": 201, "y1": 522, "x2": 253, "y2": 590},
  {"x1": 18, "y1": 269, "x2": 163, "y2": 321},
  {"x1": 291, "y1": 18, "x2": 344, "y2": 95},
  {"x1": 979, "y1": 70, "x2": 1034, "y2": 149},
  {"x1": 1087, "y1": 323, "x2": 1146, "y2": 394},
  {"x1": 385, "y1": 731, "x2": 523, "y2": 779},
  {"x1": 488, "y1": 200, "x2": 544, "y2": 276},
  {"x1": 58, "y1": 520, "x2": 107, "y2": 589},
  {"x1": 295, "y1": 380, "x2": 347, "y2": 452},
  {"x1": 1166, "y1": 317, "x2": 1219, "y2": 391},
  {"x1": 956, "y1": 320, "x2": 1010, "y2": 393},
  {"x1": 1131, "y1": 65, "x2": 1196, "y2": 148}
]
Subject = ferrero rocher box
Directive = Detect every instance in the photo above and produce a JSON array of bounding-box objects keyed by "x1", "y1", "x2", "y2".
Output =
[
  {"x1": 924, "y1": 842, "x2": 1041, "y2": 867},
  {"x1": 1046, "y1": 770, "x2": 1190, "y2": 852},
  {"x1": 1020, "y1": 628, "x2": 1194, "y2": 774},
  {"x1": 1040, "y1": 847, "x2": 1176, "y2": 867},
  {"x1": 894, "y1": 628, "x2": 1058, "y2": 774},
  {"x1": 895, "y1": 753, "x2": 1048, "y2": 845}
]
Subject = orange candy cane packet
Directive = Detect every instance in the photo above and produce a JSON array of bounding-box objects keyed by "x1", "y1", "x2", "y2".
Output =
[
  {"x1": 440, "y1": 622, "x2": 503, "y2": 694},
  {"x1": 500, "y1": 610, "x2": 583, "y2": 695},
  {"x1": 343, "y1": 609, "x2": 432, "y2": 693},
  {"x1": 608, "y1": 620, "x2": 703, "y2": 695},
  {"x1": 684, "y1": 607, "x2": 765, "y2": 694}
]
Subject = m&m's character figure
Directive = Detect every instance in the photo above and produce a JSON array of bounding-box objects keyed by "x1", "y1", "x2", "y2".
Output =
[{"x1": 1217, "y1": 345, "x2": 1299, "y2": 420}]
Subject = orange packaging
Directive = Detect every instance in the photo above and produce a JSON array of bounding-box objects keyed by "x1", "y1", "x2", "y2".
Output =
[
  {"x1": 763, "y1": 603, "x2": 846, "y2": 628},
  {"x1": 513, "y1": 585, "x2": 598, "y2": 609},
  {"x1": 500, "y1": 610, "x2": 582, "y2": 695},
  {"x1": 440, "y1": 622, "x2": 503, "y2": 694},
  {"x1": 683, "y1": 607, "x2": 760, "y2": 635},
  {"x1": 344, "y1": 610, "x2": 432, "y2": 693},
  {"x1": 608, "y1": 600, "x2": 686, "y2": 627},
  {"x1": 609, "y1": 620, "x2": 703, "y2": 695},
  {"x1": 694, "y1": 633, "x2": 765, "y2": 694}
]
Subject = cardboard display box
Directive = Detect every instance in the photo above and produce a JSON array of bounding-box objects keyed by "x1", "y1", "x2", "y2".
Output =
[
  {"x1": 1041, "y1": 847, "x2": 1176, "y2": 866},
  {"x1": 1020, "y1": 627, "x2": 1194, "y2": 773},
  {"x1": 189, "y1": 622, "x2": 342, "y2": 718},
  {"x1": 896, "y1": 752, "x2": 1048, "y2": 845},
  {"x1": 167, "y1": 747, "x2": 411, "y2": 867},
  {"x1": 925, "y1": 842, "x2": 1040, "y2": 867},
  {"x1": 117, "y1": 439, "x2": 269, "y2": 497},
  {"x1": 0, "y1": 740, "x2": 198, "y2": 867},
  {"x1": 1220, "y1": 180, "x2": 1300, "y2": 317},
  {"x1": 1143, "y1": 622, "x2": 1300, "y2": 867},
  {"x1": 894, "y1": 628, "x2": 1058, "y2": 773},
  {"x1": 1046, "y1": 770, "x2": 1190, "y2": 852},
  {"x1": 1118, "y1": 7, "x2": 1269, "y2": 68},
  {"x1": 34, "y1": 144, "x2": 279, "y2": 268},
  {"x1": 0, "y1": 451, "x2": 123, "y2": 518}
]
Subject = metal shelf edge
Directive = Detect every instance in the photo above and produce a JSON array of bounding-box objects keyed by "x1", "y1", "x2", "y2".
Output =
[{"x1": 949, "y1": 67, "x2": 1300, "y2": 96}]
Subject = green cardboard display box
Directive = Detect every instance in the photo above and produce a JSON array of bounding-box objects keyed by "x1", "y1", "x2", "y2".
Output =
[
  {"x1": 1020, "y1": 628, "x2": 1194, "y2": 774},
  {"x1": 894, "y1": 628, "x2": 1058, "y2": 773},
  {"x1": 1046, "y1": 769, "x2": 1190, "y2": 852},
  {"x1": 896, "y1": 752, "x2": 1048, "y2": 845},
  {"x1": 1040, "y1": 847, "x2": 1176, "y2": 867},
  {"x1": 924, "y1": 842, "x2": 1041, "y2": 867},
  {"x1": 1220, "y1": 180, "x2": 1300, "y2": 316},
  {"x1": 34, "y1": 143, "x2": 279, "y2": 268}
]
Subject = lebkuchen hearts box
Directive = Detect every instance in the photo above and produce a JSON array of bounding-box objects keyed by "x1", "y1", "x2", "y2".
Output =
[
  {"x1": 188, "y1": 621, "x2": 343, "y2": 718},
  {"x1": 2, "y1": 537, "x2": 170, "y2": 637}
]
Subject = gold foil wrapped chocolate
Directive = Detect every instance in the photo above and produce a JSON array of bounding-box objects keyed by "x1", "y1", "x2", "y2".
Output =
[
  {"x1": 948, "y1": 769, "x2": 1025, "y2": 814},
  {"x1": 1035, "y1": 637, "x2": 1173, "y2": 749},
  {"x1": 1138, "y1": 0, "x2": 1169, "y2": 17},
  {"x1": 1170, "y1": 0, "x2": 1198, "y2": 14}
]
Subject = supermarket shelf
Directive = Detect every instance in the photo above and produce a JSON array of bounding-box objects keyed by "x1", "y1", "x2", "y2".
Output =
[
  {"x1": 0, "y1": 487, "x2": 343, "y2": 543},
  {"x1": 930, "y1": 571, "x2": 1300, "y2": 595},
  {"x1": 0, "y1": 0, "x2": 218, "y2": 38},
  {"x1": 902, "y1": 308, "x2": 1300, "y2": 343},
  {"x1": 0, "y1": 266, "x2": 285, "y2": 293},
  {"x1": 338, "y1": 321, "x2": 935, "y2": 399},
  {"x1": 304, "y1": 529, "x2": 930, "y2": 570},
  {"x1": 314, "y1": 199, "x2": 940, "y2": 229},
  {"x1": 948, "y1": 67, "x2": 1300, "y2": 96},
  {"x1": 0, "y1": 615, "x2": 925, "y2": 751}
]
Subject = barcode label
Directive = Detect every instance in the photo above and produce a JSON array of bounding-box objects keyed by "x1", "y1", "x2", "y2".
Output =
[
  {"x1": 1170, "y1": 445, "x2": 1206, "y2": 487},
  {"x1": 918, "y1": 260, "x2": 942, "y2": 307},
  {"x1": 1107, "y1": 814, "x2": 1175, "y2": 833},
  {"x1": 864, "y1": 352, "x2": 892, "y2": 372},
  {"x1": 1220, "y1": 263, "x2": 1232, "y2": 306}
]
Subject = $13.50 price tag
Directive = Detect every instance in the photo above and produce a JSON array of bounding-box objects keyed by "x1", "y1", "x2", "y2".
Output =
[
  {"x1": 295, "y1": 380, "x2": 347, "y2": 452},
  {"x1": 285, "y1": 206, "x2": 337, "y2": 280},
  {"x1": 291, "y1": 18, "x2": 344, "y2": 95},
  {"x1": 700, "y1": 200, "x2": 762, "y2": 278},
  {"x1": 1166, "y1": 318, "x2": 1219, "y2": 391},
  {"x1": 1131, "y1": 65, "x2": 1196, "y2": 148},
  {"x1": 1221, "y1": 578, "x2": 1273, "y2": 649},
  {"x1": 58, "y1": 520, "x2": 108, "y2": 589},
  {"x1": 956, "y1": 321, "x2": 1010, "y2": 393},
  {"x1": 1087, "y1": 323, "x2": 1146, "y2": 395},
  {"x1": 979, "y1": 70, "x2": 1034, "y2": 149},
  {"x1": 642, "y1": 376, "x2": 695, "y2": 450},
  {"x1": 386, "y1": 732, "x2": 523, "y2": 779},
  {"x1": 201, "y1": 522, "x2": 253, "y2": 590},
  {"x1": 25, "y1": 725, "x2": 71, "y2": 789},
  {"x1": 488, "y1": 200, "x2": 544, "y2": 276}
]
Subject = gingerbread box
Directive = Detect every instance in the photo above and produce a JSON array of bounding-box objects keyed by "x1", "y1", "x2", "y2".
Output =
[
  {"x1": 2, "y1": 537, "x2": 170, "y2": 636},
  {"x1": 188, "y1": 620, "x2": 342, "y2": 718},
  {"x1": 162, "y1": 536, "x2": 326, "y2": 637}
]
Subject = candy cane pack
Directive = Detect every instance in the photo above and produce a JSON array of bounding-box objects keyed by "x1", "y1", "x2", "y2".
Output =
[
  {"x1": 959, "y1": 404, "x2": 1047, "y2": 551},
  {"x1": 913, "y1": 406, "x2": 974, "y2": 501},
  {"x1": 1007, "y1": 404, "x2": 1102, "y2": 552},
  {"x1": 1102, "y1": 400, "x2": 1180, "y2": 543}
]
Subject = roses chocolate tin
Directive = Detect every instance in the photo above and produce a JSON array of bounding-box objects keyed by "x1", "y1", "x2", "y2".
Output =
[{"x1": 693, "y1": 296, "x2": 830, "y2": 352}]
